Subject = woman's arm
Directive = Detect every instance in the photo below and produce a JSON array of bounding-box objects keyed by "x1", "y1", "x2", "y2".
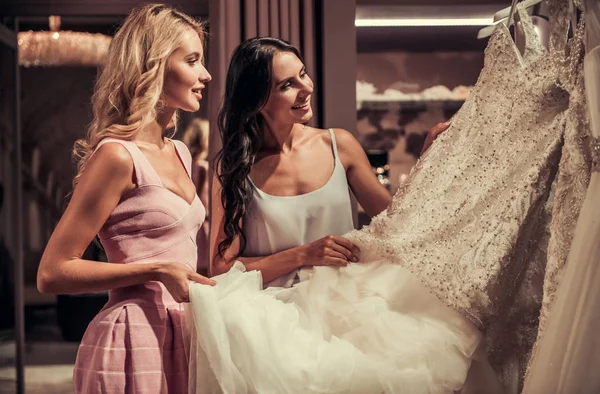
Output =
[
  {"x1": 334, "y1": 128, "x2": 393, "y2": 217},
  {"x1": 37, "y1": 143, "x2": 213, "y2": 299},
  {"x1": 335, "y1": 122, "x2": 450, "y2": 217},
  {"x1": 209, "y1": 173, "x2": 358, "y2": 282}
]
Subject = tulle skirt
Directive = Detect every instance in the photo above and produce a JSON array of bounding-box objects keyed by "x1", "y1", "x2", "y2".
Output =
[{"x1": 187, "y1": 257, "x2": 484, "y2": 394}]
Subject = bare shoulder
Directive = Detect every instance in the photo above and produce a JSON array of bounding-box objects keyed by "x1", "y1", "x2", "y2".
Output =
[
  {"x1": 88, "y1": 142, "x2": 133, "y2": 174},
  {"x1": 330, "y1": 128, "x2": 363, "y2": 156},
  {"x1": 301, "y1": 126, "x2": 357, "y2": 148},
  {"x1": 79, "y1": 141, "x2": 135, "y2": 191},
  {"x1": 330, "y1": 128, "x2": 367, "y2": 171},
  {"x1": 302, "y1": 127, "x2": 364, "y2": 169}
]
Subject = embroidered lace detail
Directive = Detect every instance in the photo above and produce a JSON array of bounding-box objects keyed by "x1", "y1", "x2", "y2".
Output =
[{"x1": 346, "y1": 4, "x2": 591, "y2": 389}]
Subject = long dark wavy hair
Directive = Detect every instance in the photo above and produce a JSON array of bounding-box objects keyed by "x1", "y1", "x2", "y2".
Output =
[{"x1": 215, "y1": 37, "x2": 303, "y2": 258}]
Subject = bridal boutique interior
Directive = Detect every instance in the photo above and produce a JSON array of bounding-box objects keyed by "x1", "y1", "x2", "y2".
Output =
[{"x1": 2, "y1": 0, "x2": 598, "y2": 393}]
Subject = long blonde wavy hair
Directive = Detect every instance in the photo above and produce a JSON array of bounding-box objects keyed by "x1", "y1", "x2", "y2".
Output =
[{"x1": 72, "y1": 4, "x2": 206, "y2": 187}]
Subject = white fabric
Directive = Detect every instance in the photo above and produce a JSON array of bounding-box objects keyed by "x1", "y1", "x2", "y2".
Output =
[
  {"x1": 242, "y1": 128, "x2": 355, "y2": 288},
  {"x1": 522, "y1": 1, "x2": 600, "y2": 392},
  {"x1": 188, "y1": 259, "x2": 483, "y2": 394}
]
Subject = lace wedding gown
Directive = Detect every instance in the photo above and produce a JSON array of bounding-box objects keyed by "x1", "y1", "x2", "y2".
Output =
[
  {"x1": 522, "y1": 0, "x2": 600, "y2": 392},
  {"x1": 187, "y1": 4, "x2": 588, "y2": 394}
]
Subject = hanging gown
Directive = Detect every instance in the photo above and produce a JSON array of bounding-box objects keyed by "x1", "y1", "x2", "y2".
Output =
[
  {"x1": 187, "y1": 5, "x2": 579, "y2": 394},
  {"x1": 522, "y1": 0, "x2": 600, "y2": 392},
  {"x1": 487, "y1": 1, "x2": 591, "y2": 391}
]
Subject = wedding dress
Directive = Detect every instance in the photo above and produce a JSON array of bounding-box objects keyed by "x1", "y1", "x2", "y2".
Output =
[
  {"x1": 187, "y1": 4, "x2": 586, "y2": 393},
  {"x1": 485, "y1": 1, "x2": 591, "y2": 391},
  {"x1": 522, "y1": 0, "x2": 600, "y2": 392}
]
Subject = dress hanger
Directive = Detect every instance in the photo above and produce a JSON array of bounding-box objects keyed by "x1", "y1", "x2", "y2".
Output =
[
  {"x1": 476, "y1": 0, "x2": 520, "y2": 40},
  {"x1": 475, "y1": 0, "x2": 538, "y2": 59},
  {"x1": 493, "y1": 0, "x2": 543, "y2": 22},
  {"x1": 477, "y1": 0, "x2": 553, "y2": 44}
]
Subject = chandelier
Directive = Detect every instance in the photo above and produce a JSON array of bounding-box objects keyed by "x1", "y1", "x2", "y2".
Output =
[{"x1": 18, "y1": 16, "x2": 112, "y2": 67}]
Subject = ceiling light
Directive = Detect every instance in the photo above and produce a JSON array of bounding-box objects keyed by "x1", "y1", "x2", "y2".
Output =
[
  {"x1": 355, "y1": 5, "x2": 501, "y2": 28},
  {"x1": 355, "y1": 17, "x2": 494, "y2": 27},
  {"x1": 18, "y1": 16, "x2": 111, "y2": 67}
]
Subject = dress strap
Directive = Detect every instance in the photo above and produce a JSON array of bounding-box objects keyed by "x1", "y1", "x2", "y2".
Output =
[
  {"x1": 171, "y1": 139, "x2": 193, "y2": 178},
  {"x1": 547, "y1": 0, "x2": 586, "y2": 93},
  {"x1": 94, "y1": 138, "x2": 161, "y2": 186},
  {"x1": 514, "y1": 4, "x2": 546, "y2": 62},
  {"x1": 328, "y1": 128, "x2": 340, "y2": 161}
]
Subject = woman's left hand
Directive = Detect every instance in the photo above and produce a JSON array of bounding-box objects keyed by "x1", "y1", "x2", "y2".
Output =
[{"x1": 421, "y1": 121, "x2": 451, "y2": 155}]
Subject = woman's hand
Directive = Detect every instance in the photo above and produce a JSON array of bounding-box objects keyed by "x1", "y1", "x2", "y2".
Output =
[
  {"x1": 157, "y1": 262, "x2": 216, "y2": 303},
  {"x1": 421, "y1": 121, "x2": 451, "y2": 155},
  {"x1": 298, "y1": 235, "x2": 361, "y2": 267}
]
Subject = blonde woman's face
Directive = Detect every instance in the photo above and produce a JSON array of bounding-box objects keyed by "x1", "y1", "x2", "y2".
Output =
[{"x1": 163, "y1": 29, "x2": 211, "y2": 112}]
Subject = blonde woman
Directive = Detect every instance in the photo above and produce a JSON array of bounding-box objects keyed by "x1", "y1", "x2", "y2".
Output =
[
  {"x1": 182, "y1": 118, "x2": 210, "y2": 275},
  {"x1": 36, "y1": 4, "x2": 213, "y2": 393}
]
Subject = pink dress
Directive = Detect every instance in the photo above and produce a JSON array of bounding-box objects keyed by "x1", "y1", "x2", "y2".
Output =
[{"x1": 73, "y1": 138, "x2": 206, "y2": 393}]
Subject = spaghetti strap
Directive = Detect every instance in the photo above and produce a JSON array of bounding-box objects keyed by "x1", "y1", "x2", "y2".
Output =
[{"x1": 328, "y1": 128, "x2": 339, "y2": 160}]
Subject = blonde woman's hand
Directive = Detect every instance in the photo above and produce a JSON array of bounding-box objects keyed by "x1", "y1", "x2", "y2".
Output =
[{"x1": 156, "y1": 261, "x2": 216, "y2": 303}]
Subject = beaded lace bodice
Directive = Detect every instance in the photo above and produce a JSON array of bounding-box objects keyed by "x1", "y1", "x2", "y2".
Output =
[{"x1": 348, "y1": 5, "x2": 568, "y2": 330}]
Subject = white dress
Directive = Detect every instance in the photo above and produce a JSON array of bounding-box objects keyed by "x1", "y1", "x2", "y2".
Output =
[
  {"x1": 242, "y1": 128, "x2": 355, "y2": 288},
  {"x1": 187, "y1": 5, "x2": 571, "y2": 394}
]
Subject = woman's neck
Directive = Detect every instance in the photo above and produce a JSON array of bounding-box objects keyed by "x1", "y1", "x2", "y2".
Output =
[
  {"x1": 134, "y1": 108, "x2": 176, "y2": 148},
  {"x1": 262, "y1": 121, "x2": 304, "y2": 152}
]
